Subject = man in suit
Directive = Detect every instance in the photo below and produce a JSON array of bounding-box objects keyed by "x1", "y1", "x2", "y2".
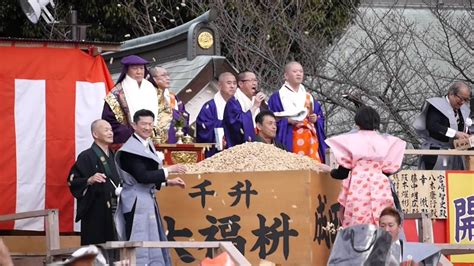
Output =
[
  {"x1": 114, "y1": 109, "x2": 186, "y2": 265},
  {"x1": 413, "y1": 81, "x2": 471, "y2": 170}
]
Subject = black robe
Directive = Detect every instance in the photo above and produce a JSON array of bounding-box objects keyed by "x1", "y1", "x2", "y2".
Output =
[
  {"x1": 67, "y1": 143, "x2": 120, "y2": 245},
  {"x1": 422, "y1": 105, "x2": 465, "y2": 169}
]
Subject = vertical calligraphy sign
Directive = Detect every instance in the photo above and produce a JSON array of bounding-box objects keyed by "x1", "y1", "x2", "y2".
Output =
[
  {"x1": 392, "y1": 170, "x2": 447, "y2": 218},
  {"x1": 156, "y1": 170, "x2": 341, "y2": 265},
  {"x1": 446, "y1": 171, "x2": 474, "y2": 264}
]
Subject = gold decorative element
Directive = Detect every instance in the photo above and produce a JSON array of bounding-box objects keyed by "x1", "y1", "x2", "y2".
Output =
[
  {"x1": 105, "y1": 92, "x2": 127, "y2": 125},
  {"x1": 198, "y1": 31, "x2": 213, "y2": 49},
  {"x1": 183, "y1": 134, "x2": 194, "y2": 144},
  {"x1": 155, "y1": 88, "x2": 172, "y2": 143},
  {"x1": 152, "y1": 128, "x2": 162, "y2": 145},
  {"x1": 175, "y1": 127, "x2": 184, "y2": 144},
  {"x1": 171, "y1": 151, "x2": 198, "y2": 164}
]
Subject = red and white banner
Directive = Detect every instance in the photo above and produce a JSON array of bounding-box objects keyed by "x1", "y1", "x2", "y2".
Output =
[{"x1": 0, "y1": 46, "x2": 113, "y2": 232}]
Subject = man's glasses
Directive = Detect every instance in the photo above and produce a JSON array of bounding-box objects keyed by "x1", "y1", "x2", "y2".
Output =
[{"x1": 455, "y1": 94, "x2": 471, "y2": 103}]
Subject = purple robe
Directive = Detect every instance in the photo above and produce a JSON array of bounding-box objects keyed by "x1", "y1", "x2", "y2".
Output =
[
  {"x1": 223, "y1": 96, "x2": 256, "y2": 147},
  {"x1": 196, "y1": 99, "x2": 223, "y2": 158},
  {"x1": 102, "y1": 102, "x2": 134, "y2": 144},
  {"x1": 268, "y1": 91, "x2": 328, "y2": 162},
  {"x1": 166, "y1": 98, "x2": 190, "y2": 144},
  {"x1": 102, "y1": 85, "x2": 189, "y2": 144}
]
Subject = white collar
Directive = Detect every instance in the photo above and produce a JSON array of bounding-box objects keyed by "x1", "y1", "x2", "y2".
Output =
[
  {"x1": 214, "y1": 92, "x2": 227, "y2": 120},
  {"x1": 122, "y1": 75, "x2": 159, "y2": 125},
  {"x1": 134, "y1": 133, "x2": 150, "y2": 147},
  {"x1": 235, "y1": 88, "x2": 258, "y2": 127},
  {"x1": 234, "y1": 88, "x2": 254, "y2": 112}
]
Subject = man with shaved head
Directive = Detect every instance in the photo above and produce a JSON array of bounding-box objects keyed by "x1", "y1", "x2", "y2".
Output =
[
  {"x1": 67, "y1": 119, "x2": 120, "y2": 245},
  {"x1": 414, "y1": 81, "x2": 472, "y2": 170},
  {"x1": 268, "y1": 61, "x2": 327, "y2": 162},
  {"x1": 148, "y1": 66, "x2": 190, "y2": 143},
  {"x1": 196, "y1": 72, "x2": 237, "y2": 157}
]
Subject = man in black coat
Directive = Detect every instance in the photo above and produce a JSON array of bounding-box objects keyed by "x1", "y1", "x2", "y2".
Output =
[
  {"x1": 413, "y1": 81, "x2": 471, "y2": 170},
  {"x1": 67, "y1": 119, "x2": 121, "y2": 245}
]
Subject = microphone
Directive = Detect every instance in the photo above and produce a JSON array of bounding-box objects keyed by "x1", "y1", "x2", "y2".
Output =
[{"x1": 254, "y1": 87, "x2": 268, "y2": 110}]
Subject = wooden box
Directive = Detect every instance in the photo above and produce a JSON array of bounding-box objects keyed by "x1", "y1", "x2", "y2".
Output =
[{"x1": 157, "y1": 170, "x2": 341, "y2": 265}]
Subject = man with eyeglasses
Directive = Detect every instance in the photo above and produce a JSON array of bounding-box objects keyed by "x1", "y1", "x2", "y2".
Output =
[
  {"x1": 413, "y1": 81, "x2": 472, "y2": 170},
  {"x1": 147, "y1": 66, "x2": 189, "y2": 144},
  {"x1": 223, "y1": 71, "x2": 266, "y2": 147}
]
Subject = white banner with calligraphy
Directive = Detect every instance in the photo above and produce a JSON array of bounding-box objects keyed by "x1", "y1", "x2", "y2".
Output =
[{"x1": 392, "y1": 170, "x2": 447, "y2": 219}]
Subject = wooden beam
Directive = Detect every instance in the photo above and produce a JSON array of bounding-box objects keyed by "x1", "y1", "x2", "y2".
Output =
[
  {"x1": 0, "y1": 210, "x2": 54, "y2": 222},
  {"x1": 98, "y1": 241, "x2": 251, "y2": 265},
  {"x1": 435, "y1": 244, "x2": 474, "y2": 255},
  {"x1": 219, "y1": 242, "x2": 251, "y2": 266},
  {"x1": 439, "y1": 254, "x2": 453, "y2": 266},
  {"x1": 404, "y1": 149, "x2": 474, "y2": 156},
  {"x1": 45, "y1": 210, "x2": 60, "y2": 261},
  {"x1": 420, "y1": 212, "x2": 434, "y2": 243}
]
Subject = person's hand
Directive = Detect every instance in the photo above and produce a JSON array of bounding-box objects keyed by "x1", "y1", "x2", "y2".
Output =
[
  {"x1": 87, "y1": 173, "x2": 106, "y2": 185},
  {"x1": 308, "y1": 113, "x2": 319, "y2": 123},
  {"x1": 288, "y1": 118, "x2": 304, "y2": 127},
  {"x1": 167, "y1": 164, "x2": 187, "y2": 174},
  {"x1": 167, "y1": 177, "x2": 186, "y2": 189},
  {"x1": 319, "y1": 163, "x2": 332, "y2": 173},
  {"x1": 455, "y1": 131, "x2": 470, "y2": 139},
  {"x1": 400, "y1": 255, "x2": 419, "y2": 266},
  {"x1": 251, "y1": 92, "x2": 266, "y2": 111}
]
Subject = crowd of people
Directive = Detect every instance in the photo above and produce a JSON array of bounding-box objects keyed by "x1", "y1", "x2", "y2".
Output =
[{"x1": 65, "y1": 54, "x2": 471, "y2": 265}]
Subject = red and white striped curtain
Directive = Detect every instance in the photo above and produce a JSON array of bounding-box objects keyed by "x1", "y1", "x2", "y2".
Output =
[{"x1": 0, "y1": 46, "x2": 114, "y2": 232}]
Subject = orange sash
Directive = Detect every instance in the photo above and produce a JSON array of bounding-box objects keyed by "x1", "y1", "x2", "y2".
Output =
[{"x1": 292, "y1": 93, "x2": 320, "y2": 162}]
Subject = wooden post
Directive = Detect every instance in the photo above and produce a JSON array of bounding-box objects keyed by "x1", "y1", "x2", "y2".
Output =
[
  {"x1": 45, "y1": 209, "x2": 60, "y2": 262},
  {"x1": 421, "y1": 212, "x2": 434, "y2": 243}
]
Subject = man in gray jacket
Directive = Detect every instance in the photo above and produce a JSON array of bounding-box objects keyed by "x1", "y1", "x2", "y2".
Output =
[
  {"x1": 413, "y1": 82, "x2": 471, "y2": 170},
  {"x1": 115, "y1": 109, "x2": 186, "y2": 265}
]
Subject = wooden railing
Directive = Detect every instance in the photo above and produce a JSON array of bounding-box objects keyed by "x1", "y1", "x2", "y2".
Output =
[
  {"x1": 0, "y1": 209, "x2": 59, "y2": 263},
  {"x1": 406, "y1": 212, "x2": 474, "y2": 266},
  {"x1": 403, "y1": 149, "x2": 474, "y2": 156},
  {"x1": 49, "y1": 241, "x2": 251, "y2": 265}
]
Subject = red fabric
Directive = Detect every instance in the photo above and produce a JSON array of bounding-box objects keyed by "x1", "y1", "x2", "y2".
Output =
[
  {"x1": 403, "y1": 218, "x2": 447, "y2": 243},
  {"x1": 0, "y1": 46, "x2": 113, "y2": 232},
  {"x1": 0, "y1": 78, "x2": 17, "y2": 230}
]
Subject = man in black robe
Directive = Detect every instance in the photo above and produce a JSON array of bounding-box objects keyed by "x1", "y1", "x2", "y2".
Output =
[
  {"x1": 413, "y1": 81, "x2": 471, "y2": 170},
  {"x1": 67, "y1": 119, "x2": 121, "y2": 245}
]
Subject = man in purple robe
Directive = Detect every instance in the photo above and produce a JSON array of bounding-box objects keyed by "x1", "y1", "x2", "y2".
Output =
[
  {"x1": 102, "y1": 55, "x2": 159, "y2": 143},
  {"x1": 148, "y1": 66, "x2": 190, "y2": 143},
  {"x1": 196, "y1": 72, "x2": 237, "y2": 157},
  {"x1": 268, "y1": 61, "x2": 328, "y2": 162},
  {"x1": 223, "y1": 71, "x2": 266, "y2": 147}
]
